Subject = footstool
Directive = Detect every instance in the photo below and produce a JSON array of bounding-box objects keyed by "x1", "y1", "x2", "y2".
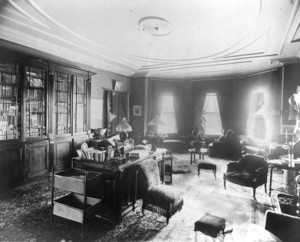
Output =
[
  {"x1": 197, "y1": 162, "x2": 216, "y2": 179},
  {"x1": 194, "y1": 213, "x2": 233, "y2": 240}
]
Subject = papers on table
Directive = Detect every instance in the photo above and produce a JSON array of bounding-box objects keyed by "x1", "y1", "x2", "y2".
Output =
[{"x1": 128, "y1": 149, "x2": 149, "y2": 159}]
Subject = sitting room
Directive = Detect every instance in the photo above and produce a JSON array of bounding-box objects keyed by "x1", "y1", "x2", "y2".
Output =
[{"x1": 1, "y1": 1, "x2": 300, "y2": 242}]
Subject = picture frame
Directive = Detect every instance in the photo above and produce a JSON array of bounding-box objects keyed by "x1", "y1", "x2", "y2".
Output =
[{"x1": 133, "y1": 105, "x2": 141, "y2": 116}]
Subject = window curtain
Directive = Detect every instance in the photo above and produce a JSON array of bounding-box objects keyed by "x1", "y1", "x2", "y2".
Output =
[
  {"x1": 217, "y1": 92, "x2": 232, "y2": 132},
  {"x1": 103, "y1": 89, "x2": 129, "y2": 136},
  {"x1": 247, "y1": 92, "x2": 265, "y2": 139},
  {"x1": 193, "y1": 92, "x2": 206, "y2": 134},
  {"x1": 173, "y1": 90, "x2": 182, "y2": 134}
]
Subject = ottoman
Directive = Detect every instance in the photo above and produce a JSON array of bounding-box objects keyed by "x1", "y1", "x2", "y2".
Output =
[
  {"x1": 197, "y1": 162, "x2": 217, "y2": 179},
  {"x1": 194, "y1": 213, "x2": 233, "y2": 239}
]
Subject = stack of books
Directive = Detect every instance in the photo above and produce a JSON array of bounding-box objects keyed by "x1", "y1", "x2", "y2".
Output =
[{"x1": 76, "y1": 148, "x2": 106, "y2": 162}]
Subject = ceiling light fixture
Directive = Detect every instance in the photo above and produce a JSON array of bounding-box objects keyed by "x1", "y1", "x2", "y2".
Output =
[{"x1": 138, "y1": 17, "x2": 172, "y2": 36}]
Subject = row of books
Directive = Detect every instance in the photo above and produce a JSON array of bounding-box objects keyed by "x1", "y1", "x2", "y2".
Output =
[{"x1": 77, "y1": 148, "x2": 106, "y2": 162}]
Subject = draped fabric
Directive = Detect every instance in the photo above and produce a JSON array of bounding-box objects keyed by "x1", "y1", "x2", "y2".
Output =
[
  {"x1": 193, "y1": 92, "x2": 206, "y2": 135},
  {"x1": 217, "y1": 92, "x2": 232, "y2": 132},
  {"x1": 103, "y1": 89, "x2": 129, "y2": 136}
]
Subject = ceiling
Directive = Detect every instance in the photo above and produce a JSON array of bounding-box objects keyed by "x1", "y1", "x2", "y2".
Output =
[{"x1": 1, "y1": 0, "x2": 300, "y2": 80}]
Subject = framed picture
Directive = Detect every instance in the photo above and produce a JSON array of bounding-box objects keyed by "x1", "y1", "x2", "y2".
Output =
[{"x1": 133, "y1": 105, "x2": 141, "y2": 116}]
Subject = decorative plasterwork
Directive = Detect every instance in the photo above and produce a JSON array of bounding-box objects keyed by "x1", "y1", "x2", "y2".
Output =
[{"x1": 0, "y1": 0, "x2": 299, "y2": 80}]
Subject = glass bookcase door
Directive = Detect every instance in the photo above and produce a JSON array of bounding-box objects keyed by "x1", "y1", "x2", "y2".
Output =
[
  {"x1": 73, "y1": 76, "x2": 87, "y2": 133},
  {"x1": 54, "y1": 72, "x2": 71, "y2": 135},
  {"x1": 25, "y1": 67, "x2": 47, "y2": 138},
  {"x1": 0, "y1": 63, "x2": 20, "y2": 140}
]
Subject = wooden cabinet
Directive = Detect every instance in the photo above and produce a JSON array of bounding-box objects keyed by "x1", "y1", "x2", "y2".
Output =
[
  {"x1": 51, "y1": 168, "x2": 102, "y2": 235},
  {"x1": 0, "y1": 141, "x2": 23, "y2": 191}
]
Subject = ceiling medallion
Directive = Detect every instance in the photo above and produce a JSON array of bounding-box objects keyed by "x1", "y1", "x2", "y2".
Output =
[{"x1": 138, "y1": 17, "x2": 172, "y2": 36}]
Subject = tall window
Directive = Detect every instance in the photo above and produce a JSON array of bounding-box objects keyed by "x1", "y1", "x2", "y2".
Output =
[
  {"x1": 202, "y1": 93, "x2": 222, "y2": 135},
  {"x1": 159, "y1": 95, "x2": 177, "y2": 134}
]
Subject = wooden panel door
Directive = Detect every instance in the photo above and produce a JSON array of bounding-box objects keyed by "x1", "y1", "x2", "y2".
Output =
[
  {"x1": 25, "y1": 140, "x2": 49, "y2": 177},
  {"x1": 0, "y1": 142, "x2": 23, "y2": 192},
  {"x1": 54, "y1": 137, "x2": 73, "y2": 170}
]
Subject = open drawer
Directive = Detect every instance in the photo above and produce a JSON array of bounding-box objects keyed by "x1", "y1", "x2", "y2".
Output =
[
  {"x1": 53, "y1": 193, "x2": 101, "y2": 223},
  {"x1": 54, "y1": 168, "x2": 102, "y2": 195}
]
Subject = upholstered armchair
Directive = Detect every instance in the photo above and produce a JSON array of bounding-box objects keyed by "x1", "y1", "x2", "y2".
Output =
[
  {"x1": 223, "y1": 154, "x2": 268, "y2": 199},
  {"x1": 209, "y1": 129, "x2": 242, "y2": 160},
  {"x1": 135, "y1": 159, "x2": 184, "y2": 224}
]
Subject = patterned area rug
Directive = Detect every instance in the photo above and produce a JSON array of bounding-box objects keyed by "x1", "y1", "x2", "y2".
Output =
[{"x1": 0, "y1": 153, "x2": 276, "y2": 242}]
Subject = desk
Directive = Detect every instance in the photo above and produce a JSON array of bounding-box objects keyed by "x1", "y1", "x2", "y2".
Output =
[
  {"x1": 71, "y1": 148, "x2": 166, "y2": 224},
  {"x1": 188, "y1": 148, "x2": 209, "y2": 164},
  {"x1": 268, "y1": 159, "x2": 300, "y2": 196}
]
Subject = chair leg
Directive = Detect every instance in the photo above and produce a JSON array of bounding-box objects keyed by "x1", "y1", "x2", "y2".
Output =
[
  {"x1": 166, "y1": 210, "x2": 170, "y2": 224},
  {"x1": 142, "y1": 200, "x2": 146, "y2": 216},
  {"x1": 264, "y1": 183, "x2": 267, "y2": 193},
  {"x1": 224, "y1": 179, "x2": 226, "y2": 189},
  {"x1": 253, "y1": 188, "x2": 256, "y2": 199}
]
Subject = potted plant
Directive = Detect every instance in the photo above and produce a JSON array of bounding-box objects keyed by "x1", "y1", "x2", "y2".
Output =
[{"x1": 192, "y1": 111, "x2": 206, "y2": 151}]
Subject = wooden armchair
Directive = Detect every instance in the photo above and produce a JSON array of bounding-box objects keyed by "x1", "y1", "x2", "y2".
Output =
[
  {"x1": 223, "y1": 154, "x2": 268, "y2": 199},
  {"x1": 135, "y1": 158, "x2": 184, "y2": 224}
]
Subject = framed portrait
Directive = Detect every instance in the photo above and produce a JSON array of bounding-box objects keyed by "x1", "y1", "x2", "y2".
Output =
[{"x1": 133, "y1": 105, "x2": 142, "y2": 116}]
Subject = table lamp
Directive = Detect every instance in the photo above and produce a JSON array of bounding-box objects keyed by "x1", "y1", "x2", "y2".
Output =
[
  {"x1": 148, "y1": 116, "x2": 164, "y2": 135},
  {"x1": 116, "y1": 117, "x2": 132, "y2": 142}
]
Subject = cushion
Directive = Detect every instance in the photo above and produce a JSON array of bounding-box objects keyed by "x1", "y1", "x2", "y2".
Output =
[
  {"x1": 194, "y1": 213, "x2": 226, "y2": 238},
  {"x1": 146, "y1": 184, "x2": 183, "y2": 210}
]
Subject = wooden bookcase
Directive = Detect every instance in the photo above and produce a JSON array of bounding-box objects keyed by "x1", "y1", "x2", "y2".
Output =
[
  {"x1": 0, "y1": 62, "x2": 20, "y2": 140},
  {"x1": 0, "y1": 50, "x2": 92, "y2": 192}
]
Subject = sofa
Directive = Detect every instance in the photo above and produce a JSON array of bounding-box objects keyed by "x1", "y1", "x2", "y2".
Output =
[
  {"x1": 209, "y1": 129, "x2": 242, "y2": 160},
  {"x1": 161, "y1": 133, "x2": 186, "y2": 153}
]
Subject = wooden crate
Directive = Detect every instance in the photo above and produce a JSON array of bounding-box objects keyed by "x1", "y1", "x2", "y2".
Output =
[{"x1": 53, "y1": 193, "x2": 101, "y2": 223}]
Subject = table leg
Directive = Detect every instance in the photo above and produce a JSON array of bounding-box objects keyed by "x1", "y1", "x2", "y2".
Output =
[
  {"x1": 269, "y1": 166, "x2": 273, "y2": 196},
  {"x1": 190, "y1": 152, "x2": 193, "y2": 164}
]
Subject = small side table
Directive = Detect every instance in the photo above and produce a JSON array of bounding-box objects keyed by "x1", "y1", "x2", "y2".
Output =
[
  {"x1": 189, "y1": 148, "x2": 209, "y2": 164},
  {"x1": 268, "y1": 159, "x2": 300, "y2": 196}
]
